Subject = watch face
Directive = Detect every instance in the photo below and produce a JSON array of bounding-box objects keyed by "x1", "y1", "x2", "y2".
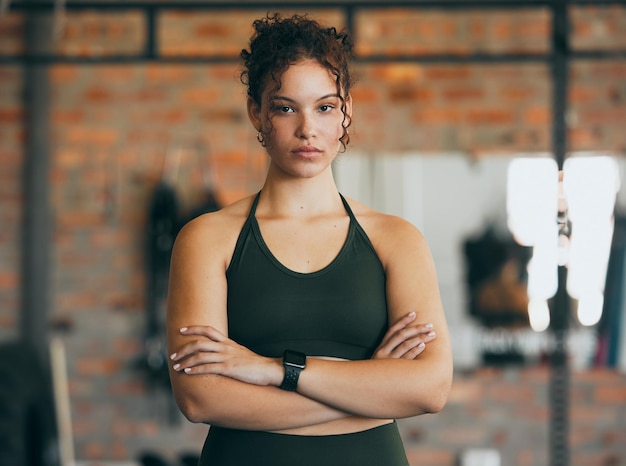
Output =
[{"x1": 285, "y1": 350, "x2": 306, "y2": 368}]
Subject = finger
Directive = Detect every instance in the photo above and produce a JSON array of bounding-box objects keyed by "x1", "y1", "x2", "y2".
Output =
[
  {"x1": 179, "y1": 325, "x2": 227, "y2": 342},
  {"x1": 380, "y1": 325, "x2": 425, "y2": 356},
  {"x1": 400, "y1": 342, "x2": 426, "y2": 360},
  {"x1": 389, "y1": 330, "x2": 436, "y2": 359},
  {"x1": 172, "y1": 352, "x2": 224, "y2": 372},
  {"x1": 378, "y1": 312, "x2": 416, "y2": 347},
  {"x1": 170, "y1": 339, "x2": 222, "y2": 361}
]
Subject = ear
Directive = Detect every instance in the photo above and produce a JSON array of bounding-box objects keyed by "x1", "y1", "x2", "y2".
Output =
[{"x1": 247, "y1": 97, "x2": 262, "y2": 132}]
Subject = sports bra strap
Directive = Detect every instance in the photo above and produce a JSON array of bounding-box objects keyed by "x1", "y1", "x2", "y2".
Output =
[
  {"x1": 339, "y1": 193, "x2": 357, "y2": 222},
  {"x1": 249, "y1": 191, "x2": 355, "y2": 221},
  {"x1": 248, "y1": 191, "x2": 262, "y2": 219}
]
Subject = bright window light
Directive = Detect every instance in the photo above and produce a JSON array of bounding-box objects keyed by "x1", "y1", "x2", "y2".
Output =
[
  {"x1": 564, "y1": 156, "x2": 620, "y2": 327},
  {"x1": 507, "y1": 155, "x2": 620, "y2": 330},
  {"x1": 507, "y1": 158, "x2": 559, "y2": 331},
  {"x1": 528, "y1": 299, "x2": 551, "y2": 332}
]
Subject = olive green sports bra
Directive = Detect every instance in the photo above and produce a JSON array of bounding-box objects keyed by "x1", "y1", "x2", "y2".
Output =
[{"x1": 226, "y1": 192, "x2": 388, "y2": 360}]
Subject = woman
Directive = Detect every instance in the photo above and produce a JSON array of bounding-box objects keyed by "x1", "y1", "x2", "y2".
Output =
[{"x1": 167, "y1": 13, "x2": 452, "y2": 466}]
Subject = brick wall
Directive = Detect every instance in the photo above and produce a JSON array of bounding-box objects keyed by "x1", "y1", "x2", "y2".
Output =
[
  {"x1": 1, "y1": 4, "x2": 626, "y2": 464},
  {"x1": 401, "y1": 367, "x2": 626, "y2": 466}
]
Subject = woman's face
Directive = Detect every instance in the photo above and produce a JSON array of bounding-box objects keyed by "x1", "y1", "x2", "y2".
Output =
[{"x1": 248, "y1": 59, "x2": 351, "y2": 180}]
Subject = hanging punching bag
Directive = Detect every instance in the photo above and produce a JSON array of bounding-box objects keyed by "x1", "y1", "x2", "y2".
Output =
[{"x1": 143, "y1": 180, "x2": 179, "y2": 388}]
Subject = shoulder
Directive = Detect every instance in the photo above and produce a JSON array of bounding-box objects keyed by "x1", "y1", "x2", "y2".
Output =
[
  {"x1": 343, "y1": 196, "x2": 427, "y2": 246},
  {"x1": 172, "y1": 194, "x2": 256, "y2": 268},
  {"x1": 342, "y1": 195, "x2": 431, "y2": 267}
]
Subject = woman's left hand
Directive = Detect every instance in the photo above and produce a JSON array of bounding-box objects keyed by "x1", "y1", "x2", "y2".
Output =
[
  {"x1": 372, "y1": 312, "x2": 436, "y2": 360},
  {"x1": 169, "y1": 326, "x2": 280, "y2": 386}
]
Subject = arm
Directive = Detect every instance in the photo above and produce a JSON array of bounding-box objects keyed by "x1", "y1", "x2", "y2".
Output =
[
  {"x1": 275, "y1": 217, "x2": 452, "y2": 418},
  {"x1": 166, "y1": 213, "x2": 353, "y2": 430},
  {"x1": 171, "y1": 215, "x2": 452, "y2": 421}
]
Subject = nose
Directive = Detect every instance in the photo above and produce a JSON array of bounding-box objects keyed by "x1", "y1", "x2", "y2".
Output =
[{"x1": 297, "y1": 112, "x2": 315, "y2": 140}]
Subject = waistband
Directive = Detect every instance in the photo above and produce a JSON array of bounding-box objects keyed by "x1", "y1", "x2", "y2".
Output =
[{"x1": 200, "y1": 421, "x2": 408, "y2": 466}]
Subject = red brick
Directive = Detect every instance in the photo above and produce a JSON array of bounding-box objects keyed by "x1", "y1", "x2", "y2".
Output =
[
  {"x1": 52, "y1": 109, "x2": 86, "y2": 125},
  {"x1": 144, "y1": 64, "x2": 194, "y2": 83},
  {"x1": 500, "y1": 86, "x2": 536, "y2": 101},
  {"x1": 571, "y1": 426, "x2": 600, "y2": 447},
  {"x1": 573, "y1": 368, "x2": 625, "y2": 383},
  {"x1": 0, "y1": 272, "x2": 18, "y2": 289},
  {"x1": 112, "y1": 420, "x2": 159, "y2": 436},
  {"x1": 57, "y1": 211, "x2": 107, "y2": 228},
  {"x1": 195, "y1": 23, "x2": 231, "y2": 38},
  {"x1": 603, "y1": 429, "x2": 626, "y2": 447},
  {"x1": 424, "y1": 66, "x2": 472, "y2": 80},
  {"x1": 75, "y1": 357, "x2": 121, "y2": 376},
  {"x1": 49, "y1": 65, "x2": 79, "y2": 84},
  {"x1": 80, "y1": 442, "x2": 105, "y2": 458},
  {"x1": 487, "y1": 384, "x2": 536, "y2": 403},
  {"x1": 440, "y1": 426, "x2": 487, "y2": 444},
  {"x1": 513, "y1": 405, "x2": 549, "y2": 421},
  {"x1": 110, "y1": 441, "x2": 129, "y2": 460},
  {"x1": 65, "y1": 126, "x2": 119, "y2": 146},
  {"x1": 0, "y1": 315, "x2": 16, "y2": 328},
  {"x1": 412, "y1": 108, "x2": 462, "y2": 124},
  {"x1": 523, "y1": 106, "x2": 550, "y2": 124},
  {"x1": 55, "y1": 292, "x2": 99, "y2": 310},
  {"x1": 517, "y1": 449, "x2": 541, "y2": 466},
  {"x1": 72, "y1": 419, "x2": 100, "y2": 436},
  {"x1": 442, "y1": 87, "x2": 484, "y2": 100},
  {"x1": 580, "y1": 108, "x2": 626, "y2": 123},
  {"x1": 466, "y1": 108, "x2": 515, "y2": 124},
  {"x1": 0, "y1": 108, "x2": 22, "y2": 123},
  {"x1": 405, "y1": 447, "x2": 455, "y2": 466},
  {"x1": 447, "y1": 378, "x2": 483, "y2": 403},
  {"x1": 133, "y1": 88, "x2": 167, "y2": 103},
  {"x1": 389, "y1": 87, "x2": 433, "y2": 103},
  {"x1": 571, "y1": 404, "x2": 620, "y2": 424},
  {"x1": 594, "y1": 386, "x2": 626, "y2": 403},
  {"x1": 200, "y1": 108, "x2": 245, "y2": 123}
]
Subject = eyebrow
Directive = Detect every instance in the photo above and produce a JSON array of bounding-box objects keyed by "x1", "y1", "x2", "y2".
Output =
[{"x1": 272, "y1": 94, "x2": 341, "y2": 103}]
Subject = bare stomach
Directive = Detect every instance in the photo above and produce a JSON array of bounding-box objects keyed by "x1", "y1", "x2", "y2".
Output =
[{"x1": 271, "y1": 356, "x2": 393, "y2": 436}]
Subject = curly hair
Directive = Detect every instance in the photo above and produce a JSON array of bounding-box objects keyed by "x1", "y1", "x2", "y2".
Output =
[{"x1": 240, "y1": 13, "x2": 354, "y2": 150}]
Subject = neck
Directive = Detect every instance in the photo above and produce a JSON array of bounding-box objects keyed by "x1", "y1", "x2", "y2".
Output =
[{"x1": 258, "y1": 167, "x2": 342, "y2": 217}]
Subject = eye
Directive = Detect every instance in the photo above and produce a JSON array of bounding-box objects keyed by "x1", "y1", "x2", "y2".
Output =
[
  {"x1": 274, "y1": 105, "x2": 294, "y2": 113},
  {"x1": 319, "y1": 104, "x2": 334, "y2": 112}
]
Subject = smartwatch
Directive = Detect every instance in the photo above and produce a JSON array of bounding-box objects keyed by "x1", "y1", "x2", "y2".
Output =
[{"x1": 279, "y1": 350, "x2": 306, "y2": 391}]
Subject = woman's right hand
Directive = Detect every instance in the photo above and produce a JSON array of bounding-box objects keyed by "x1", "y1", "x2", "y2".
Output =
[{"x1": 372, "y1": 312, "x2": 436, "y2": 360}]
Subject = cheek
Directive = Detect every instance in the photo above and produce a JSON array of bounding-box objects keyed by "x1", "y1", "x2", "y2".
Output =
[{"x1": 332, "y1": 117, "x2": 346, "y2": 140}]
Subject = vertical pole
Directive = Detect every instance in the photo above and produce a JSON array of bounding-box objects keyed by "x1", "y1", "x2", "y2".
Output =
[
  {"x1": 145, "y1": 6, "x2": 157, "y2": 60},
  {"x1": 21, "y1": 4, "x2": 53, "y2": 361},
  {"x1": 550, "y1": 1, "x2": 570, "y2": 466}
]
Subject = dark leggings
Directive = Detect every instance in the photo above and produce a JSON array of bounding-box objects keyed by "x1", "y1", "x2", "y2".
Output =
[{"x1": 199, "y1": 421, "x2": 409, "y2": 466}]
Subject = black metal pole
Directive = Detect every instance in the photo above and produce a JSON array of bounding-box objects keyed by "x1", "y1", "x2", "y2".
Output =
[
  {"x1": 550, "y1": 1, "x2": 570, "y2": 465},
  {"x1": 20, "y1": 3, "x2": 53, "y2": 362}
]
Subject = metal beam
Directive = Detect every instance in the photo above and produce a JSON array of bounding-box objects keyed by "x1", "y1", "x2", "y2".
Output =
[
  {"x1": 6, "y1": 0, "x2": 626, "y2": 10},
  {"x1": 20, "y1": 2, "x2": 53, "y2": 362},
  {"x1": 2, "y1": 0, "x2": 626, "y2": 65},
  {"x1": 550, "y1": 2, "x2": 571, "y2": 465}
]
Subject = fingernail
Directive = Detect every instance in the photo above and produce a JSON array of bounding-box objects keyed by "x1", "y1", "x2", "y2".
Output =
[
  {"x1": 428, "y1": 331, "x2": 436, "y2": 338},
  {"x1": 170, "y1": 353, "x2": 177, "y2": 360},
  {"x1": 418, "y1": 342, "x2": 426, "y2": 349},
  {"x1": 408, "y1": 312, "x2": 416, "y2": 318},
  {"x1": 173, "y1": 364, "x2": 180, "y2": 371},
  {"x1": 424, "y1": 323, "x2": 433, "y2": 329},
  {"x1": 180, "y1": 327, "x2": 188, "y2": 333},
  {"x1": 184, "y1": 367, "x2": 192, "y2": 373}
]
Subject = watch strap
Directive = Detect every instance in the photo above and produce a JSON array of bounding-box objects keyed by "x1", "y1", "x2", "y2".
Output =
[{"x1": 279, "y1": 350, "x2": 306, "y2": 391}]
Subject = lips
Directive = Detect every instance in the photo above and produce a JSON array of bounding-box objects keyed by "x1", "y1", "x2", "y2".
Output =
[
  {"x1": 292, "y1": 146, "x2": 322, "y2": 158},
  {"x1": 292, "y1": 146, "x2": 321, "y2": 153}
]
